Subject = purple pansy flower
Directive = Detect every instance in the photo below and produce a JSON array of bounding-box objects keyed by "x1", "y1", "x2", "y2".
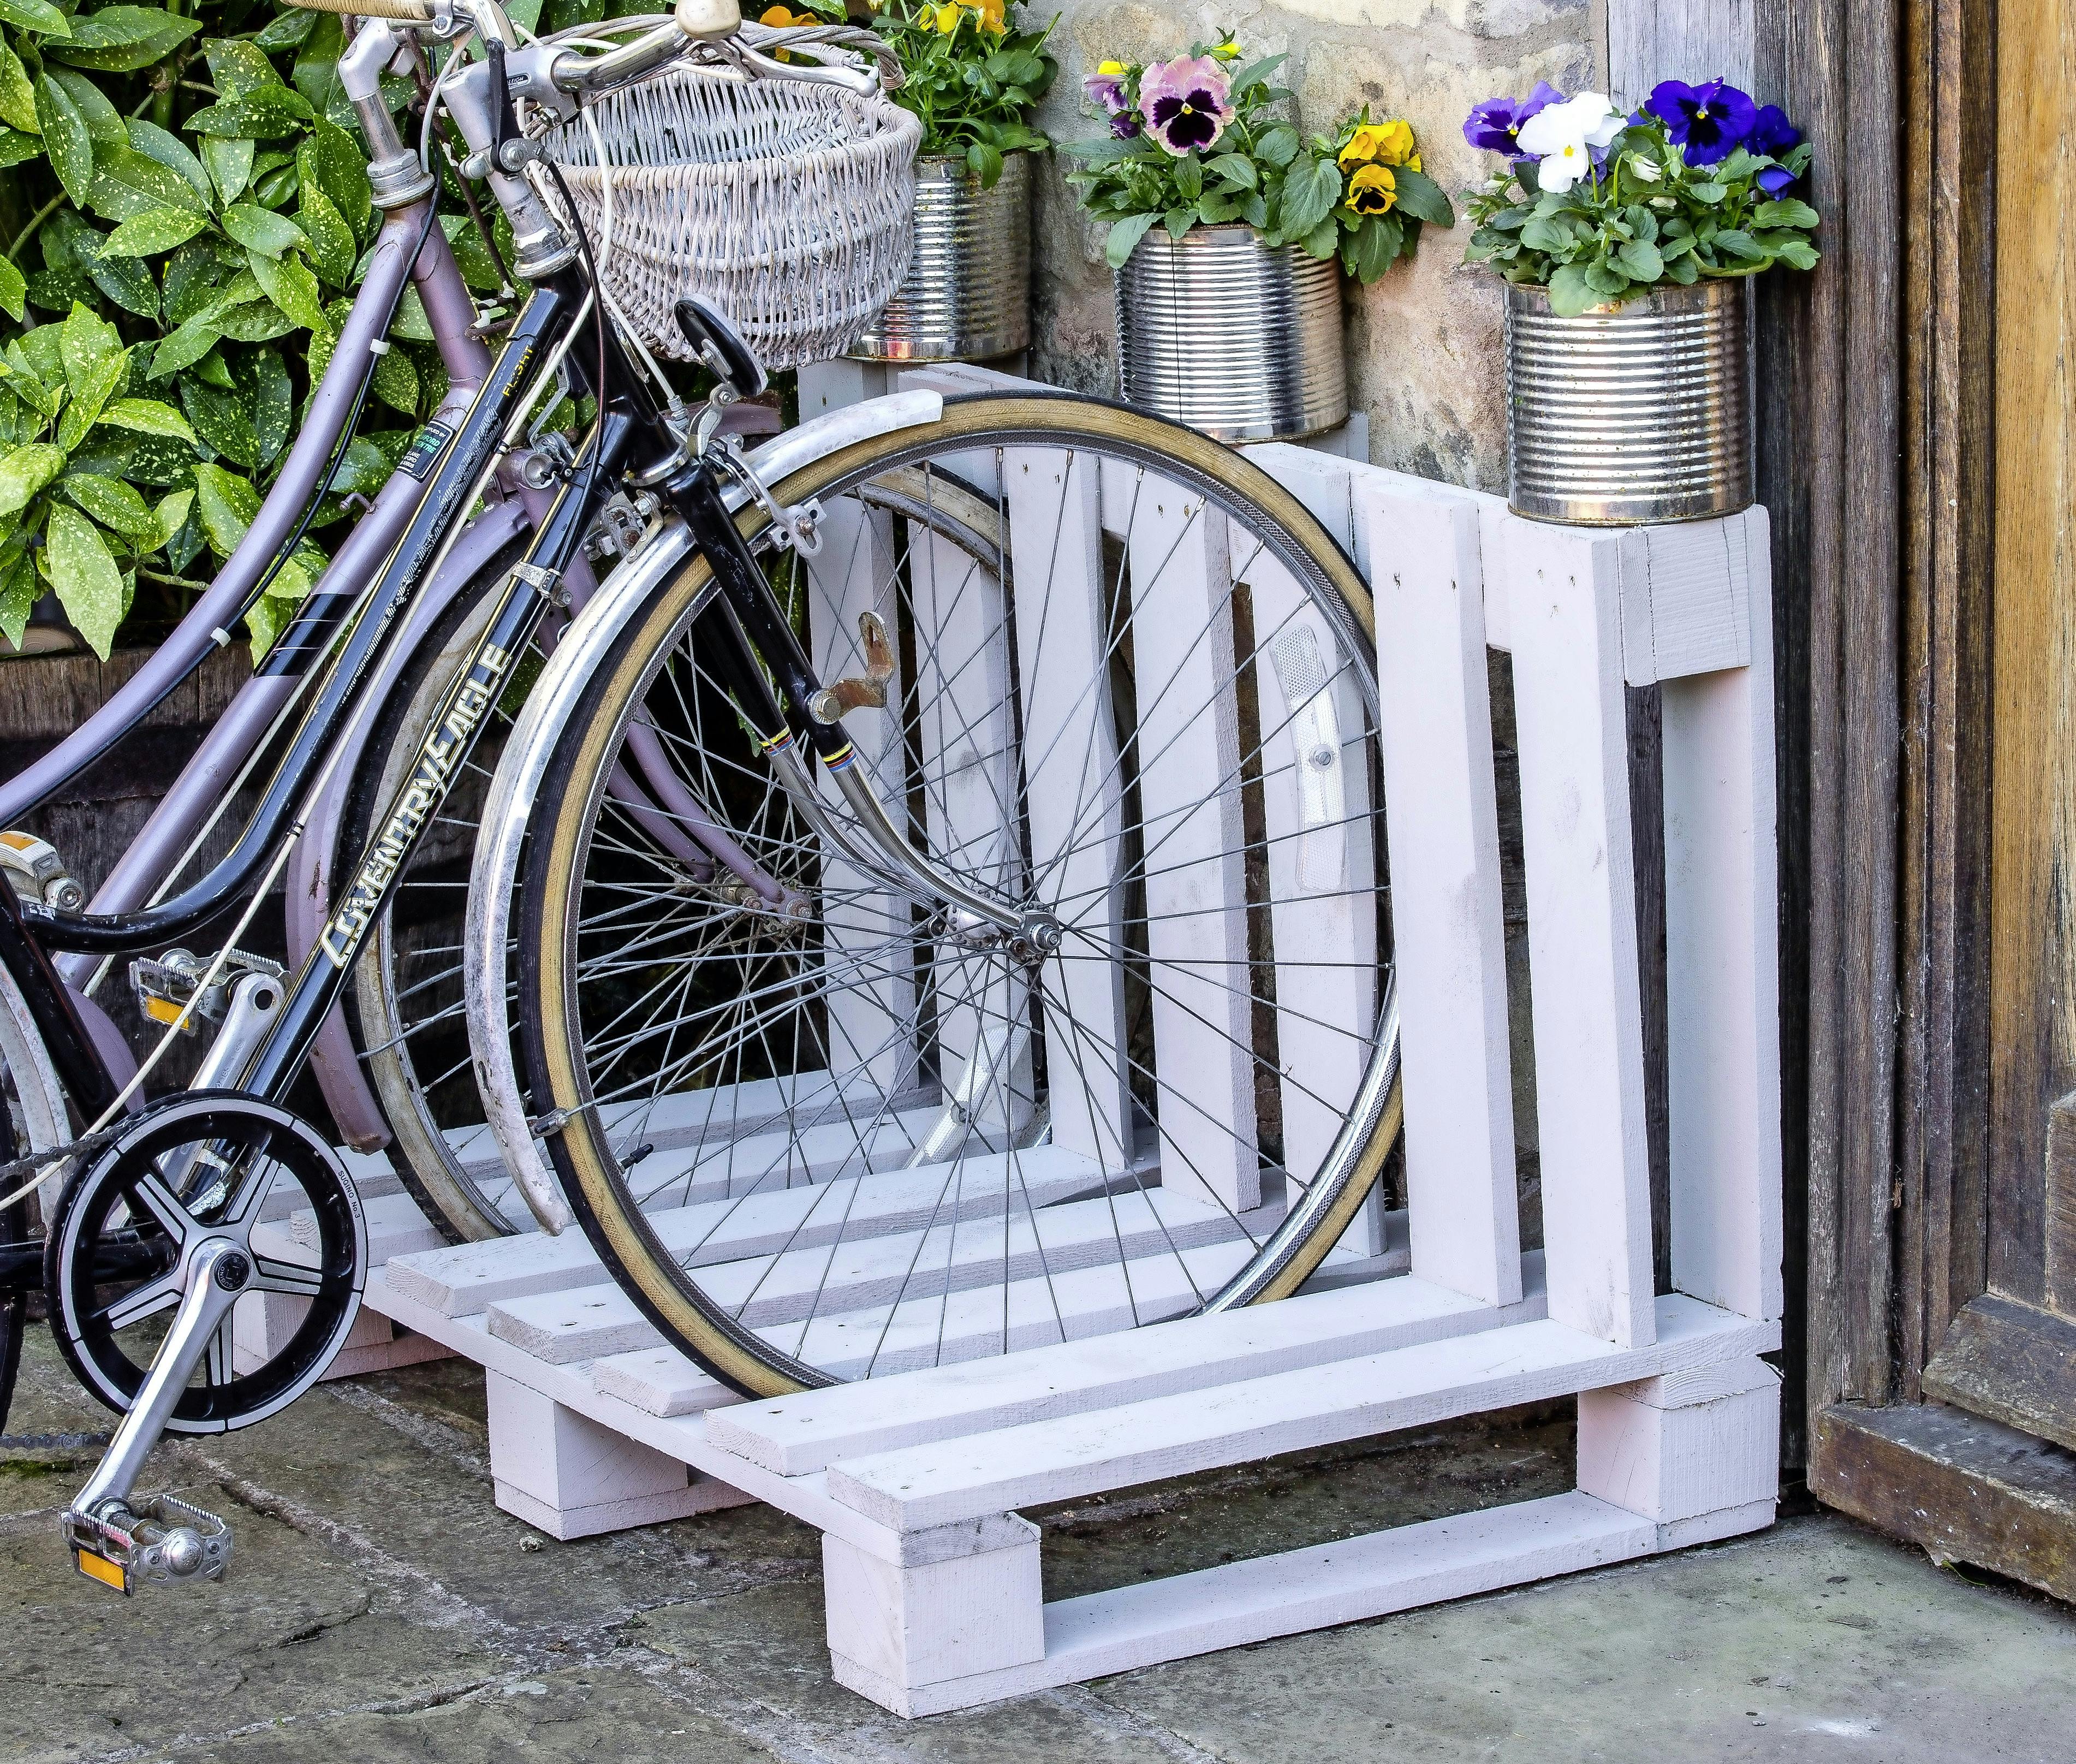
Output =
[
  {"x1": 1747, "y1": 103, "x2": 1799, "y2": 157},
  {"x1": 1084, "y1": 68, "x2": 1141, "y2": 137},
  {"x1": 1462, "y1": 81, "x2": 1563, "y2": 156},
  {"x1": 1084, "y1": 70, "x2": 1128, "y2": 110},
  {"x1": 1138, "y1": 54, "x2": 1236, "y2": 157},
  {"x1": 1745, "y1": 104, "x2": 1799, "y2": 193},
  {"x1": 1646, "y1": 78, "x2": 1759, "y2": 165}
]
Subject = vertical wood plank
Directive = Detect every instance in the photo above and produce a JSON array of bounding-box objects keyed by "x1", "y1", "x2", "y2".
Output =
[
  {"x1": 807, "y1": 498, "x2": 915, "y2": 1098},
  {"x1": 909, "y1": 468, "x2": 1032, "y2": 1136},
  {"x1": 1002, "y1": 446, "x2": 1133, "y2": 1171},
  {"x1": 1242, "y1": 536, "x2": 1379, "y2": 1222},
  {"x1": 1662, "y1": 512, "x2": 1784, "y2": 1322},
  {"x1": 1503, "y1": 519, "x2": 1656, "y2": 1348},
  {"x1": 1125, "y1": 474, "x2": 1259, "y2": 1215},
  {"x1": 1359, "y1": 484, "x2": 1522, "y2": 1307},
  {"x1": 1610, "y1": 0, "x2": 1757, "y2": 99}
]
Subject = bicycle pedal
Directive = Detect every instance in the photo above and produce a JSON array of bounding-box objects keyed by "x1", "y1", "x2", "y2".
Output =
[
  {"x1": 130, "y1": 947, "x2": 285, "y2": 1031},
  {"x1": 64, "y1": 1493, "x2": 232, "y2": 1594},
  {"x1": 0, "y1": 830, "x2": 84, "y2": 911}
]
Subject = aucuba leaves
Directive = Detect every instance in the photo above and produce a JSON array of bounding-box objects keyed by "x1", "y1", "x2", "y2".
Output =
[{"x1": 0, "y1": 7, "x2": 435, "y2": 655}]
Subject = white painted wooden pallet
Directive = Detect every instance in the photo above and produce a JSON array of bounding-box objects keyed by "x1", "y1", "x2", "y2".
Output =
[{"x1": 360, "y1": 363, "x2": 1782, "y2": 1716}]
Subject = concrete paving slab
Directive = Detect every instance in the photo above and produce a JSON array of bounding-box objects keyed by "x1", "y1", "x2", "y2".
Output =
[{"x1": 5, "y1": 1335, "x2": 2075, "y2": 1763}]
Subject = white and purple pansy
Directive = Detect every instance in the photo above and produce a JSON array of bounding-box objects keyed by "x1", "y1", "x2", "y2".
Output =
[{"x1": 1137, "y1": 54, "x2": 1236, "y2": 156}]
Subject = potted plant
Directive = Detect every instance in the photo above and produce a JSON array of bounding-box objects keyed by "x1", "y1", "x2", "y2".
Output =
[
  {"x1": 840, "y1": 0, "x2": 1057, "y2": 362},
  {"x1": 1462, "y1": 80, "x2": 1819, "y2": 524},
  {"x1": 1069, "y1": 40, "x2": 1452, "y2": 443}
]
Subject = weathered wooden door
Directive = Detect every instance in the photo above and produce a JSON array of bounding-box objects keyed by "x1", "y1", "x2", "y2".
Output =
[{"x1": 1911, "y1": 0, "x2": 2076, "y2": 1465}]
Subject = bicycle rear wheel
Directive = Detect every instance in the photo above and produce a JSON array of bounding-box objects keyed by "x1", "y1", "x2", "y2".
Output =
[{"x1": 519, "y1": 394, "x2": 1400, "y2": 1397}]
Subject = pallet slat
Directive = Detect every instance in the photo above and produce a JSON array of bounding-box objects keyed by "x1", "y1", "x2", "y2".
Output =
[
  {"x1": 1361, "y1": 484, "x2": 1522, "y2": 1307},
  {"x1": 822, "y1": 1295, "x2": 1773, "y2": 1531},
  {"x1": 808, "y1": 495, "x2": 918, "y2": 1095},
  {"x1": 1003, "y1": 444, "x2": 1133, "y2": 1172},
  {"x1": 709, "y1": 1251, "x2": 1545, "y2": 1475},
  {"x1": 386, "y1": 1143, "x2": 1107, "y2": 1318},
  {"x1": 484, "y1": 1185, "x2": 1280, "y2": 1363},
  {"x1": 1122, "y1": 472, "x2": 1258, "y2": 1214}
]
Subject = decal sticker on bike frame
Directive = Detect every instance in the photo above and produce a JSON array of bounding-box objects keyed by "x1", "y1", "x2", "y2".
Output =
[
  {"x1": 396, "y1": 421, "x2": 457, "y2": 482},
  {"x1": 319, "y1": 643, "x2": 515, "y2": 967}
]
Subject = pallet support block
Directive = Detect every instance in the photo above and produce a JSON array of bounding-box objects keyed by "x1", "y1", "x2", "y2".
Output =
[
  {"x1": 1577, "y1": 1356, "x2": 1780, "y2": 1546},
  {"x1": 485, "y1": 1370, "x2": 753, "y2": 1540},
  {"x1": 825, "y1": 1514, "x2": 1044, "y2": 1701}
]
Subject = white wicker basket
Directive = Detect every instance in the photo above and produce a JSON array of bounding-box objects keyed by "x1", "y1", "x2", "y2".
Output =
[{"x1": 544, "y1": 64, "x2": 921, "y2": 370}]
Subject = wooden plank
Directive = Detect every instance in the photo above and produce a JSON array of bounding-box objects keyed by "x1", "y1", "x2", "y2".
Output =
[
  {"x1": 807, "y1": 494, "x2": 917, "y2": 1096},
  {"x1": 1812, "y1": 1401, "x2": 2076, "y2": 1605},
  {"x1": 1610, "y1": 0, "x2": 1756, "y2": 97},
  {"x1": 710, "y1": 1256, "x2": 1546, "y2": 1476},
  {"x1": 1001, "y1": 444, "x2": 1132, "y2": 1171},
  {"x1": 588, "y1": 1104, "x2": 947, "y2": 1216},
  {"x1": 1986, "y1": 0, "x2": 2076, "y2": 1313},
  {"x1": 1501, "y1": 519, "x2": 1657, "y2": 1347},
  {"x1": 1362, "y1": 484, "x2": 1520, "y2": 1307},
  {"x1": 1242, "y1": 534, "x2": 1380, "y2": 1239},
  {"x1": 1122, "y1": 471, "x2": 1259, "y2": 1214},
  {"x1": 2048, "y1": 1091, "x2": 2076, "y2": 1317},
  {"x1": 1920, "y1": 1292, "x2": 2076, "y2": 1453},
  {"x1": 484, "y1": 1186, "x2": 1275, "y2": 1363},
  {"x1": 591, "y1": 1346, "x2": 742, "y2": 1418},
  {"x1": 909, "y1": 463, "x2": 1032, "y2": 1138},
  {"x1": 834, "y1": 1491, "x2": 1659, "y2": 1717},
  {"x1": 1613, "y1": 512, "x2": 1757, "y2": 685},
  {"x1": 825, "y1": 1296, "x2": 1776, "y2": 1531},
  {"x1": 385, "y1": 1143, "x2": 1105, "y2": 1317},
  {"x1": 1661, "y1": 514, "x2": 1783, "y2": 1322},
  {"x1": 481, "y1": 1234, "x2": 1278, "y2": 1379}
]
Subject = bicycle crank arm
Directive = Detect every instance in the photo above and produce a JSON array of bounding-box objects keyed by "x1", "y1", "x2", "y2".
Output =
[{"x1": 63, "y1": 1236, "x2": 247, "y2": 1592}]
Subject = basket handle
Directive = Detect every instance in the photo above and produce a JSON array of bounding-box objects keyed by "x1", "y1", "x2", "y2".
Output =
[
  {"x1": 281, "y1": 0, "x2": 434, "y2": 17},
  {"x1": 730, "y1": 21, "x2": 903, "y2": 92}
]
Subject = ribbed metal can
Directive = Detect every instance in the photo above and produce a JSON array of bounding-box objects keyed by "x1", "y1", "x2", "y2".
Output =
[
  {"x1": 1115, "y1": 224, "x2": 1347, "y2": 443},
  {"x1": 1503, "y1": 278, "x2": 1752, "y2": 525},
  {"x1": 850, "y1": 152, "x2": 1031, "y2": 362}
]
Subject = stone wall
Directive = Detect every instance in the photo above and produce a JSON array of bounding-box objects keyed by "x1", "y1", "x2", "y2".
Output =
[{"x1": 1024, "y1": 0, "x2": 1605, "y2": 492}]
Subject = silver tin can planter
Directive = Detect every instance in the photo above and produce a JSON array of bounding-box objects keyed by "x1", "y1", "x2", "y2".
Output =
[
  {"x1": 1503, "y1": 277, "x2": 1752, "y2": 525},
  {"x1": 1115, "y1": 224, "x2": 1347, "y2": 443},
  {"x1": 850, "y1": 152, "x2": 1031, "y2": 362}
]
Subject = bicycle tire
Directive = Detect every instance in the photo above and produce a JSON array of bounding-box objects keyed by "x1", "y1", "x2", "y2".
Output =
[{"x1": 519, "y1": 394, "x2": 1402, "y2": 1397}]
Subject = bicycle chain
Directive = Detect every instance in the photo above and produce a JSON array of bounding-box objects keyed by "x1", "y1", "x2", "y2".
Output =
[{"x1": 0, "y1": 1121, "x2": 139, "y2": 1218}]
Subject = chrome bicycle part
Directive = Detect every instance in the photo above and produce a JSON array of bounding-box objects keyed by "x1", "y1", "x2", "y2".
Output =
[{"x1": 64, "y1": 1491, "x2": 233, "y2": 1595}]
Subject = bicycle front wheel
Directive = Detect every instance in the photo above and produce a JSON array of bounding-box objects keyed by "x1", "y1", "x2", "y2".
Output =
[{"x1": 519, "y1": 394, "x2": 1401, "y2": 1397}]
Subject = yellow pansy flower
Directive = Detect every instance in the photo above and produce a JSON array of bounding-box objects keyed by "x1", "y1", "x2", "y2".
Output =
[
  {"x1": 966, "y1": 0, "x2": 1006, "y2": 32},
  {"x1": 1372, "y1": 118, "x2": 1418, "y2": 165},
  {"x1": 933, "y1": 2, "x2": 960, "y2": 29},
  {"x1": 1346, "y1": 163, "x2": 1398, "y2": 214},
  {"x1": 1337, "y1": 124, "x2": 1389, "y2": 168}
]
